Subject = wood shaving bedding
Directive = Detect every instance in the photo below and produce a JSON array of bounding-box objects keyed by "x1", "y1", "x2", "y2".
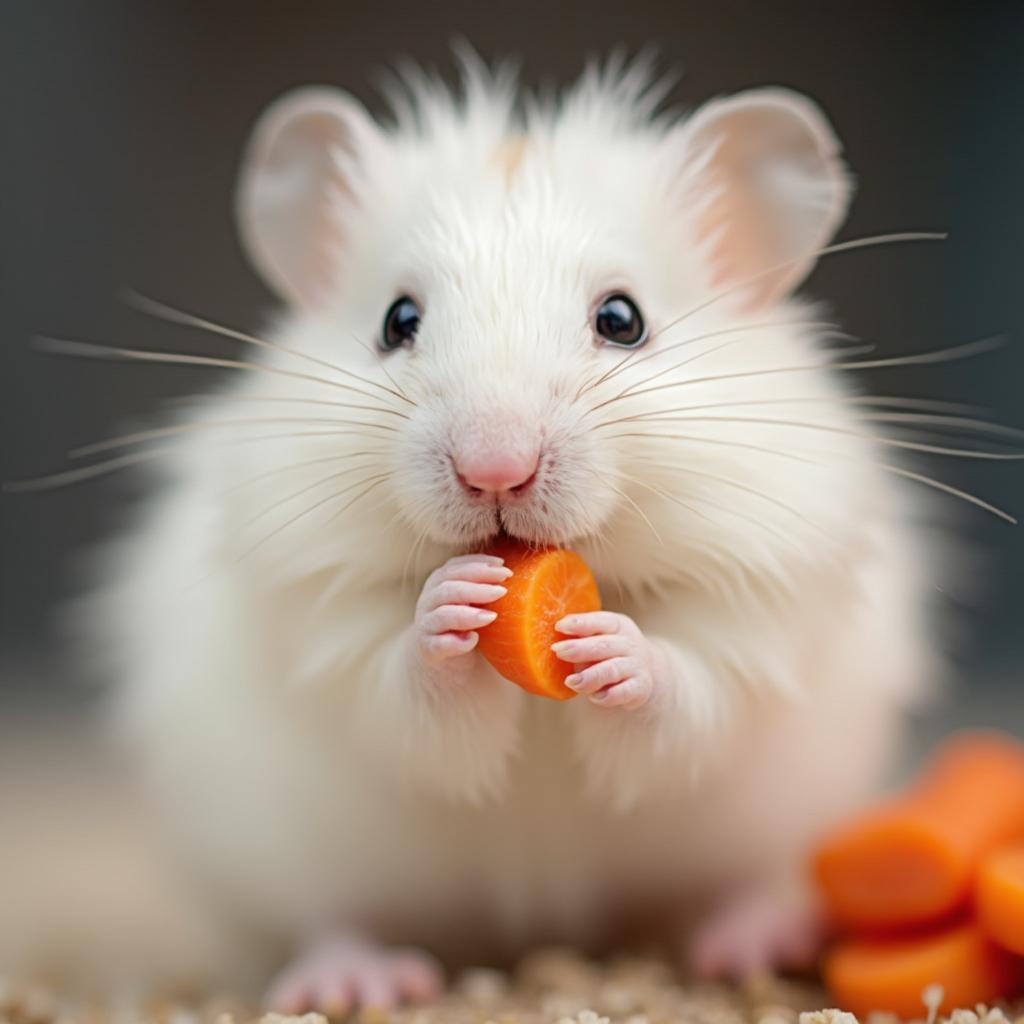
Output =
[{"x1": 0, "y1": 950, "x2": 1021, "y2": 1024}]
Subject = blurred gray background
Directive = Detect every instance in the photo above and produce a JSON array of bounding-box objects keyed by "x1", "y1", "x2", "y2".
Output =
[{"x1": 2, "y1": 1, "x2": 1023, "y2": 714}]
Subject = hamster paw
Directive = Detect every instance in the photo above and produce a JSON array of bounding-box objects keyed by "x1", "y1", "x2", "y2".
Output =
[
  {"x1": 690, "y1": 883, "x2": 823, "y2": 979},
  {"x1": 415, "y1": 553, "x2": 512, "y2": 666},
  {"x1": 551, "y1": 611, "x2": 655, "y2": 709},
  {"x1": 266, "y1": 933, "x2": 443, "y2": 1014}
]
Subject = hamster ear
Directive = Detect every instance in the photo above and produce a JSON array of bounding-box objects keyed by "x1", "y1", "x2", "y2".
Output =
[
  {"x1": 680, "y1": 88, "x2": 851, "y2": 309},
  {"x1": 236, "y1": 87, "x2": 384, "y2": 308}
]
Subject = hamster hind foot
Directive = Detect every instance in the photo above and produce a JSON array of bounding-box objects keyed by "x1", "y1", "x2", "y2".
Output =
[
  {"x1": 266, "y1": 932, "x2": 444, "y2": 1015},
  {"x1": 689, "y1": 879, "x2": 824, "y2": 979}
]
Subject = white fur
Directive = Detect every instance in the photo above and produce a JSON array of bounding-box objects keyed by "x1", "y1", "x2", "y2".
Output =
[{"x1": 87, "y1": 55, "x2": 936, "y2": 973}]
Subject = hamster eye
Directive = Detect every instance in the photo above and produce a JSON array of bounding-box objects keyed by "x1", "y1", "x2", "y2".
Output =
[
  {"x1": 380, "y1": 296, "x2": 421, "y2": 351},
  {"x1": 594, "y1": 293, "x2": 647, "y2": 348}
]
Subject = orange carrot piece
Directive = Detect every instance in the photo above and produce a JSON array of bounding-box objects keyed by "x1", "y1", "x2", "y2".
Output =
[
  {"x1": 823, "y1": 921, "x2": 1024, "y2": 1019},
  {"x1": 977, "y1": 843, "x2": 1024, "y2": 956},
  {"x1": 813, "y1": 732, "x2": 1024, "y2": 930},
  {"x1": 476, "y1": 541, "x2": 601, "y2": 700}
]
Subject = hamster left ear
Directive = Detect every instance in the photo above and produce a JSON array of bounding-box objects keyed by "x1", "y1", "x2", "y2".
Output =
[
  {"x1": 236, "y1": 87, "x2": 385, "y2": 309},
  {"x1": 680, "y1": 88, "x2": 852, "y2": 309}
]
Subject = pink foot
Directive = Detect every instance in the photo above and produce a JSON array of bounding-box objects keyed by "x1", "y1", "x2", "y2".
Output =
[
  {"x1": 690, "y1": 884, "x2": 824, "y2": 979},
  {"x1": 266, "y1": 934, "x2": 444, "y2": 1015}
]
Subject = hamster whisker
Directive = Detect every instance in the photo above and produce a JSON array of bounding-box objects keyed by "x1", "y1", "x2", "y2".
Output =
[
  {"x1": 580, "y1": 230, "x2": 941, "y2": 403},
  {"x1": 123, "y1": 291, "x2": 415, "y2": 407},
  {"x1": 592, "y1": 334, "x2": 871, "y2": 416},
  {"x1": 607, "y1": 480, "x2": 665, "y2": 546},
  {"x1": 620, "y1": 431, "x2": 1016, "y2": 524},
  {"x1": 656, "y1": 230, "x2": 946, "y2": 342},
  {"x1": 628, "y1": 456, "x2": 828, "y2": 536},
  {"x1": 242, "y1": 461, "x2": 390, "y2": 529},
  {"x1": 223, "y1": 450, "x2": 388, "y2": 496},
  {"x1": 879, "y1": 463, "x2": 1016, "y2": 524},
  {"x1": 34, "y1": 335, "x2": 397, "y2": 408},
  {"x1": 578, "y1": 319, "x2": 839, "y2": 401},
  {"x1": 597, "y1": 394, "x2": 988, "y2": 427},
  {"x1": 617, "y1": 466, "x2": 803, "y2": 548},
  {"x1": 237, "y1": 474, "x2": 391, "y2": 562},
  {"x1": 605, "y1": 414, "x2": 1024, "y2": 461},
  {"x1": 346, "y1": 331, "x2": 414, "y2": 405},
  {"x1": 4, "y1": 448, "x2": 173, "y2": 492},
  {"x1": 609, "y1": 431, "x2": 820, "y2": 465},
  {"x1": 68, "y1": 416, "x2": 397, "y2": 459},
  {"x1": 5, "y1": 441, "x2": 390, "y2": 495},
  {"x1": 588, "y1": 335, "x2": 1006, "y2": 413},
  {"x1": 324, "y1": 476, "x2": 391, "y2": 526},
  {"x1": 167, "y1": 393, "x2": 410, "y2": 419}
]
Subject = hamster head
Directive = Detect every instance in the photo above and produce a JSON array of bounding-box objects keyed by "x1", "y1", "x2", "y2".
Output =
[{"x1": 235, "y1": 57, "x2": 859, "y2": 589}]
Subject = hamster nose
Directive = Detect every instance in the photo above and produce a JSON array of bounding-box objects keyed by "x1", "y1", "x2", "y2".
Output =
[{"x1": 455, "y1": 450, "x2": 539, "y2": 495}]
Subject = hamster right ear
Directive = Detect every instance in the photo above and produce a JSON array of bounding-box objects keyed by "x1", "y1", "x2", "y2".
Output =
[{"x1": 236, "y1": 87, "x2": 385, "y2": 309}]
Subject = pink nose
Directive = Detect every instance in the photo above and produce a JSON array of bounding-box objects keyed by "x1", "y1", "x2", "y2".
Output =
[{"x1": 455, "y1": 450, "x2": 539, "y2": 493}]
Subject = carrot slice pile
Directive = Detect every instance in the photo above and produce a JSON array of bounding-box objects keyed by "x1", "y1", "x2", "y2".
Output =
[
  {"x1": 813, "y1": 732, "x2": 1024, "y2": 930},
  {"x1": 476, "y1": 540, "x2": 601, "y2": 700},
  {"x1": 977, "y1": 843, "x2": 1024, "y2": 956},
  {"x1": 823, "y1": 921, "x2": 1024, "y2": 1019}
]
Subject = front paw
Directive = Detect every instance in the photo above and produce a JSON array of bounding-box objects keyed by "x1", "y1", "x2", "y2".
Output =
[
  {"x1": 551, "y1": 611, "x2": 655, "y2": 709},
  {"x1": 415, "y1": 553, "x2": 512, "y2": 668}
]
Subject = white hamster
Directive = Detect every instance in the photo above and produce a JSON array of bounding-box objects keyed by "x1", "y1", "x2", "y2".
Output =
[{"x1": 85, "y1": 54, "x2": 939, "y2": 1010}]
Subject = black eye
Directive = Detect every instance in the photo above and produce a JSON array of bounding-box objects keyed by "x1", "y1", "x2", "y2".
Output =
[
  {"x1": 380, "y1": 296, "x2": 421, "y2": 351},
  {"x1": 594, "y1": 293, "x2": 647, "y2": 348}
]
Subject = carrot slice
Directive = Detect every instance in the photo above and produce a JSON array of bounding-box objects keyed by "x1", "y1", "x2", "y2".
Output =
[
  {"x1": 476, "y1": 540, "x2": 601, "y2": 700},
  {"x1": 977, "y1": 843, "x2": 1024, "y2": 956},
  {"x1": 822, "y1": 921, "x2": 1024, "y2": 1019},
  {"x1": 813, "y1": 732, "x2": 1024, "y2": 930}
]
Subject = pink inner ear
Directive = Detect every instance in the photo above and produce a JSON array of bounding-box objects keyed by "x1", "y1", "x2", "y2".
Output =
[
  {"x1": 683, "y1": 91, "x2": 850, "y2": 311},
  {"x1": 237, "y1": 88, "x2": 380, "y2": 310}
]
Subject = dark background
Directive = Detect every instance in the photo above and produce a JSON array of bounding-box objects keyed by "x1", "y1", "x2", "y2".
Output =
[{"x1": 2, "y1": 2, "x2": 1023, "y2": 705}]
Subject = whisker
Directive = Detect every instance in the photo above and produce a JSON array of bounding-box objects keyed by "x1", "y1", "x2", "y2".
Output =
[
  {"x1": 35, "y1": 335, "x2": 392, "y2": 407},
  {"x1": 604, "y1": 414, "x2": 1024, "y2": 461},
  {"x1": 237, "y1": 474, "x2": 390, "y2": 562},
  {"x1": 880, "y1": 463, "x2": 1016, "y2": 524},
  {"x1": 608, "y1": 431, "x2": 820, "y2": 465},
  {"x1": 580, "y1": 319, "x2": 838, "y2": 401},
  {"x1": 630, "y1": 457, "x2": 827, "y2": 536},
  {"x1": 223, "y1": 450, "x2": 387, "y2": 496},
  {"x1": 853, "y1": 411, "x2": 1024, "y2": 442},
  {"x1": 324, "y1": 476, "x2": 390, "y2": 526},
  {"x1": 589, "y1": 336, "x2": 1006, "y2": 413},
  {"x1": 346, "y1": 332, "x2": 412, "y2": 403},
  {"x1": 597, "y1": 394, "x2": 987, "y2": 429},
  {"x1": 68, "y1": 416, "x2": 397, "y2": 459},
  {"x1": 165, "y1": 392, "x2": 409, "y2": 419},
  {"x1": 4, "y1": 449, "x2": 171, "y2": 492},
  {"x1": 242, "y1": 463, "x2": 389, "y2": 529},
  {"x1": 607, "y1": 480, "x2": 664, "y2": 546},
  {"x1": 124, "y1": 291, "x2": 414, "y2": 406},
  {"x1": 597, "y1": 334, "x2": 873, "y2": 412},
  {"x1": 617, "y1": 466, "x2": 804, "y2": 547},
  {"x1": 615, "y1": 432, "x2": 1017, "y2": 525},
  {"x1": 663, "y1": 231, "x2": 947, "y2": 337}
]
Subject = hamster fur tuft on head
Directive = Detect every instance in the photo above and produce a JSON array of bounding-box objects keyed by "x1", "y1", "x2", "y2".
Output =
[{"x1": 84, "y1": 52, "x2": 941, "y2": 1004}]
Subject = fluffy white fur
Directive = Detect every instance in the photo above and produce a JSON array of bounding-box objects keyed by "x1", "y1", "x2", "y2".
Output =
[{"x1": 89, "y1": 54, "x2": 936, "y2": 985}]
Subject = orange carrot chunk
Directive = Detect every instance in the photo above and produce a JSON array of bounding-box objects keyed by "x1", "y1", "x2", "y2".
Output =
[
  {"x1": 476, "y1": 540, "x2": 601, "y2": 700},
  {"x1": 813, "y1": 732, "x2": 1024, "y2": 930},
  {"x1": 823, "y1": 921, "x2": 1024, "y2": 1019},
  {"x1": 977, "y1": 843, "x2": 1024, "y2": 956}
]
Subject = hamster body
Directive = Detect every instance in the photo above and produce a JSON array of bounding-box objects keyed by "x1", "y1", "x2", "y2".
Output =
[{"x1": 88, "y1": 56, "x2": 935, "y2": 1004}]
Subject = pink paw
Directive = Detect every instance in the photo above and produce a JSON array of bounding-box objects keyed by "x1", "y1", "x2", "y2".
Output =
[
  {"x1": 691, "y1": 886, "x2": 824, "y2": 979},
  {"x1": 551, "y1": 611, "x2": 656, "y2": 709},
  {"x1": 266, "y1": 934, "x2": 443, "y2": 1015}
]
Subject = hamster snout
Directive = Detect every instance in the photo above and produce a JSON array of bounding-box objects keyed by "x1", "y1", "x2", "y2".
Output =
[{"x1": 453, "y1": 449, "x2": 540, "y2": 497}]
